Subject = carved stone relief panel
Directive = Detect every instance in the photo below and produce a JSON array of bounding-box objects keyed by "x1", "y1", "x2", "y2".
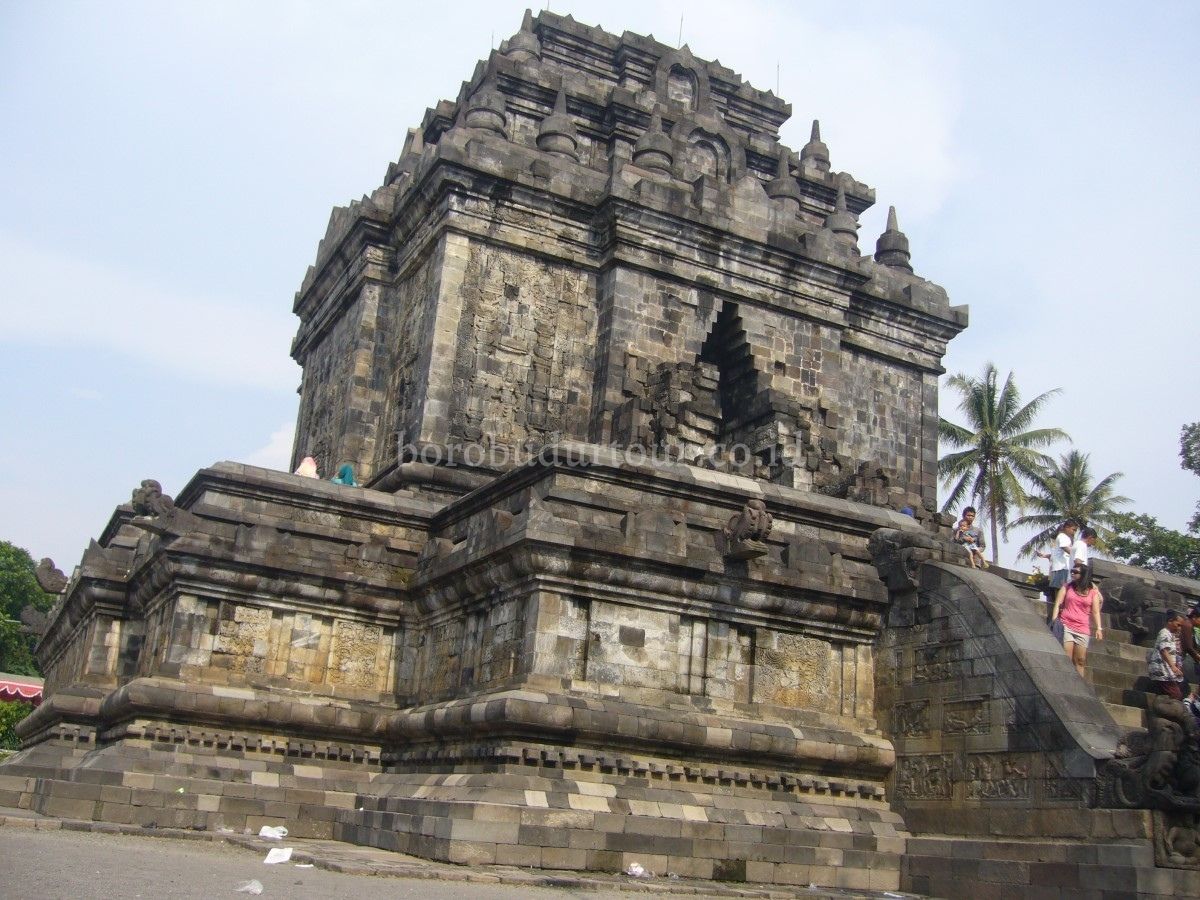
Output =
[
  {"x1": 329, "y1": 620, "x2": 385, "y2": 689},
  {"x1": 944, "y1": 697, "x2": 990, "y2": 735},
  {"x1": 894, "y1": 754, "x2": 953, "y2": 800},
  {"x1": 912, "y1": 642, "x2": 961, "y2": 683},
  {"x1": 213, "y1": 604, "x2": 272, "y2": 676},
  {"x1": 964, "y1": 752, "x2": 1031, "y2": 800},
  {"x1": 893, "y1": 699, "x2": 930, "y2": 738},
  {"x1": 753, "y1": 630, "x2": 837, "y2": 713}
]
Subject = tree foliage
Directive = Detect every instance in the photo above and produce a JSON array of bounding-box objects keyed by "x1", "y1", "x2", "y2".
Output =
[
  {"x1": 938, "y1": 363, "x2": 1068, "y2": 563},
  {"x1": 1108, "y1": 422, "x2": 1200, "y2": 578},
  {"x1": 1182, "y1": 421, "x2": 1200, "y2": 532},
  {"x1": 0, "y1": 700, "x2": 33, "y2": 751},
  {"x1": 1108, "y1": 512, "x2": 1200, "y2": 580},
  {"x1": 1008, "y1": 450, "x2": 1130, "y2": 558},
  {"x1": 0, "y1": 541, "x2": 56, "y2": 676}
]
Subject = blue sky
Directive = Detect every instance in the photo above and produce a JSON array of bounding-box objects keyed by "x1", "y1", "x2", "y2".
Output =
[{"x1": 2, "y1": 1, "x2": 1197, "y2": 571}]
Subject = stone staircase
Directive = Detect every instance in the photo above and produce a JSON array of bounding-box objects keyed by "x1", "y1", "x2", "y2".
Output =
[{"x1": 1003, "y1": 572, "x2": 1157, "y2": 734}]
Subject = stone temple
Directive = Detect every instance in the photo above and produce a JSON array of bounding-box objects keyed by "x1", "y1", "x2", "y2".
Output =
[{"x1": 5, "y1": 11, "x2": 1199, "y2": 897}]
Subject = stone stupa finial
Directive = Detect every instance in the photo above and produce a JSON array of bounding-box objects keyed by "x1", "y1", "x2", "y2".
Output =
[
  {"x1": 765, "y1": 146, "x2": 802, "y2": 211},
  {"x1": 800, "y1": 119, "x2": 830, "y2": 173},
  {"x1": 463, "y1": 84, "x2": 509, "y2": 139},
  {"x1": 632, "y1": 112, "x2": 674, "y2": 177},
  {"x1": 536, "y1": 90, "x2": 579, "y2": 161},
  {"x1": 823, "y1": 184, "x2": 859, "y2": 249},
  {"x1": 505, "y1": 9, "x2": 541, "y2": 62},
  {"x1": 874, "y1": 205, "x2": 913, "y2": 271}
]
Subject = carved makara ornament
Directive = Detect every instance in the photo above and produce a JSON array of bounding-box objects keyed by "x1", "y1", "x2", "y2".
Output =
[
  {"x1": 1100, "y1": 694, "x2": 1200, "y2": 869},
  {"x1": 128, "y1": 478, "x2": 201, "y2": 540},
  {"x1": 723, "y1": 498, "x2": 772, "y2": 560},
  {"x1": 130, "y1": 479, "x2": 176, "y2": 517},
  {"x1": 35, "y1": 558, "x2": 68, "y2": 594}
]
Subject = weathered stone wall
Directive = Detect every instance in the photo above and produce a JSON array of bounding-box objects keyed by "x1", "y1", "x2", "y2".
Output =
[
  {"x1": 133, "y1": 593, "x2": 396, "y2": 694},
  {"x1": 293, "y1": 280, "x2": 385, "y2": 478},
  {"x1": 447, "y1": 241, "x2": 596, "y2": 448},
  {"x1": 373, "y1": 245, "x2": 441, "y2": 472},
  {"x1": 289, "y1": 11, "x2": 964, "y2": 507},
  {"x1": 838, "y1": 350, "x2": 927, "y2": 498}
]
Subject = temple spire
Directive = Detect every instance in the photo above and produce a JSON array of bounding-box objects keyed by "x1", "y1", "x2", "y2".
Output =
[
  {"x1": 504, "y1": 8, "x2": 541, "y2": 62},
  {"x1": 823, "y1": 184, "x2": 859, "y2": 249},
  {"x1": 766, "y1": 146, "x2": 802, "y2": 211},
  {"x1": 632, "y1": 112, "x2": 674, "y2": 176},
  {"x1": 536, "y1": 89, "x2": 579, "y2": 161},
  {"x1": 874, "y1": 205, "x2": 913, "y2": 271},
  {"x1": 800, "y1": 119, "x2": 830, "y2": 173}
]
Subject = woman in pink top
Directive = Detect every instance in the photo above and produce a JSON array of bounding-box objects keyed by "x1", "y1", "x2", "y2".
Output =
[{"x1": 1050, "y1": 563, "x2": 1104, "y2": 677}]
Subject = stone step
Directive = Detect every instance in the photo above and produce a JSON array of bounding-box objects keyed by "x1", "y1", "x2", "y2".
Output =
[
  {"x1": 336, "y1": 798, "x2": 904, "y2": 889},
  {"x1": 1101, "y1": 701, "x2": 1144, "y2": 730},
  {"x1": 1088, "y1": 639, "x2": 1150, "y2": 663},
  {"x1": 902, "y1": 833, "x2": 1198, "y2": 899}
]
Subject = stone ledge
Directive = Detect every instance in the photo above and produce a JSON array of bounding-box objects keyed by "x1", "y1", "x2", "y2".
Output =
[{"x1": 386, "y1": 687, "x2": 894, "y2": 777}]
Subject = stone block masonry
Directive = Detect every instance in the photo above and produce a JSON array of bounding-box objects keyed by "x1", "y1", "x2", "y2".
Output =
[{"x1": 13, "y1": 10, "x2": 1197, "y2": 898}]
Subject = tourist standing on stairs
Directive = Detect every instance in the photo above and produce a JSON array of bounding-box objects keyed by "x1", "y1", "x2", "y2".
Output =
[
  {"x1": 1147, "y1": 610, "x2": 1187, "y2": 700},
  {"x1": 1050, "y1": 562, "x2": 1103, "y2": 677},
  {"x1": 1039, "y1": 520, "x2": 1078, "y2": 591},
  {"x1": 1181, "y1": 606, "x2": 1200, "y2": 700},
  {"x1": 1072, "y1": 527, "x2": 1098, "y2": 574}
]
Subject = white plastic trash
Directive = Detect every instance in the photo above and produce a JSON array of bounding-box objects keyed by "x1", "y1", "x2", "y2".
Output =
[
  {"x1": 234, "y1": 880, "x2": 264, "y2": 895},
  {"x1": 257, "y1": 825, "x2": 288, "y2": 840},
  {"x1": 263, "y1": 847, "x2": 293, "y2": 865},
  {"x1": 624, "y1": 862, "x2": 649, "y2": 878}
]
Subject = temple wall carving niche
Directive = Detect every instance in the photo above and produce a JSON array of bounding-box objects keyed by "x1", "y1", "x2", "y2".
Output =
[{"x1": 449, "y1": 242, "x2": 596, "y2": 448}]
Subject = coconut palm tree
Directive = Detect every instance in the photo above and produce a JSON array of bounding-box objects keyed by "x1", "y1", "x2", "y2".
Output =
[
  {"x1": 938, "y1": 363, "x2": 1068, "y2": 564},
  {"x1": 1008, "y1": 450, "x2": 1131, "y2": 559}
]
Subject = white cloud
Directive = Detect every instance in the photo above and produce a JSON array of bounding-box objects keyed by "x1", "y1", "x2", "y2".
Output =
[
  {"x1": 0, "y1": 233, "x2": 299, "y2": 392},
  {"x1": 242, "y1": 421, "x2": 296, "y2": 471}
]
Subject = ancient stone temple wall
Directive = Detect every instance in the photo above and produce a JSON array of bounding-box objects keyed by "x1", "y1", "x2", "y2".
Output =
[
  {"x1": 286, "y1": 9, "x2": 965, "y2": 519},
  {"x1": 23, "y1": 12, "x2": 1200, "y2": 896}
]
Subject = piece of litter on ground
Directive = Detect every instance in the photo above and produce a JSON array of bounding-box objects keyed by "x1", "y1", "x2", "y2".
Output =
[
  {"x1": 667, "y1": 872, "x2": 679, "y2": 879},
  {"x1": 175, "y1": 787, "x2": 185, "y2": 793},
  {"x1": 624, "y1": 862, "x2": 649, "y2": 878},
  {"x1": 216, "y1": 826, "x2": 235, "y2": 834},
  {"x1": 233, "y1": 880, "x2": 263, "y2": 895},
  {"x1": 258, "y1": 825, "x2": 288, "y2": 840},
  {"x1": 294, "y1": 863, "x2": 313, "y2": 868},
  {"x1": 883, "y1": 894, "x2": 906, "y2": 899},
  {"x1": 263, "y1": 847, "x2": 293, "y2": 865}
]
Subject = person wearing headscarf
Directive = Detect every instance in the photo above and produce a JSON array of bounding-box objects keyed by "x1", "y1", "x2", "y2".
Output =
[
  {"x1": 330, "y1": 464, "x2": 358, "y2": 486},
  {"x1": 293, "y1": 456, "x2": 319, "y2": 478}
]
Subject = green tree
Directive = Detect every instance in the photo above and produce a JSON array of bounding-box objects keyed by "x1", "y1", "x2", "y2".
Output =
[
  {"x1": 938, "y1": 363, "x2": 1068, "y2": 564},
  {"x1": 1108, "y1": 422, "x2": 1200, "y2": 578},
  {"x1": 0, "y1": 541, "x2": 56, "y2": 676},
  {"x1": 0, "y1": 699, "x2": 33, "y2": 751},
  {"x1": 1181, "y1": 421, "x2": 1200, "y2": 532},
  {"x1": 1008, "y1": 450, "x2": 1130, "y2": 558},
  {"x1": 1108, "y1": 513, "x2": 1200, "y2": 579}
]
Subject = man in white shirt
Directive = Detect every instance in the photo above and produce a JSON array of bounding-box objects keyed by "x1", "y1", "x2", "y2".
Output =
[
  {"x1": 1039, "y1": 520, "x2": 1078, "y2": 596},
  {"x1": 1072, "y1": 527, "x2": 1097, "y2": 570}
]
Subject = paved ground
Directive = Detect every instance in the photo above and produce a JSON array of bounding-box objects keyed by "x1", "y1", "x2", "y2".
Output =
[{"x1": 0, "y1": 808, "x2": 912, "y2": 900}]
